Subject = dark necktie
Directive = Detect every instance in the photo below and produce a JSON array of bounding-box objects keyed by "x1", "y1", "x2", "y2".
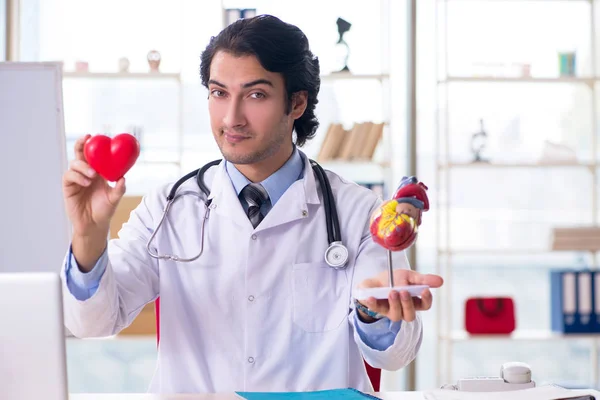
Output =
[{"x1": 241, "y1": 183, "x2": 269, "y2": 228}]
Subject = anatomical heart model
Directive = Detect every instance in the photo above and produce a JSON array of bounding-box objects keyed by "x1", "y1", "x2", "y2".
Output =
[
  {"x1": 353, "y1": 177, "x2": 430, "y2": 300},
  {"x1": 370, "y1": 176, "x2": 429, "y2": 252}
]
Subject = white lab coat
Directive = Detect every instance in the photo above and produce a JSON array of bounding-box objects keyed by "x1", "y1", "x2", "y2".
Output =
[{"x1": 61, "y1": 152, "x2": 422, "y2": 393}]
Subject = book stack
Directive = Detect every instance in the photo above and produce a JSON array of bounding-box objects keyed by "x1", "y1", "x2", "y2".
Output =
[
  {"x1": 551, "y1": 227, "x2": 600, "y2": 252},
  {"x1": 316, "y1": 122, "x2": 384, "y2": 162}
]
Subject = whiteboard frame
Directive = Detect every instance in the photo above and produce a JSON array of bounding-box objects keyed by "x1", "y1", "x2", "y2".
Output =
[{"x1": 0, "y1": 61, "x2": 72, "y2": 261}]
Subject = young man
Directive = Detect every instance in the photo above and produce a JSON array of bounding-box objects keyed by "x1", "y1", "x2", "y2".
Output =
[{"x1": 61, "y1": 15, "x2": 443, "y2": 393}]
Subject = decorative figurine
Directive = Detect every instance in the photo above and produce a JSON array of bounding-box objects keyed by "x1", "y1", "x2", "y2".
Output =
[
  {"x1": 224, "y1": 8, "x2": 256, "y2": 26},
  {"x1": 471, "y1": 119, "x2": 489, "y2": 163},
  {"x1": 118, "y1": 57, "x2": 130, "y2": 73},
  {"x1": 334, "y1": 17, "x2": 351, "y2": 73},
  {"x1": 147, "y1": 50, "x2": 161, "y2": 73},
  {"x1": 75, "y1": 61, "x2": 89, "y2": 73}
]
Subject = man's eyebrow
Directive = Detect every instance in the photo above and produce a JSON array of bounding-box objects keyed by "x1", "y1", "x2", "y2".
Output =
[
  {"x1": 242, "y1": 79, "x2": 274, "y2": 88},
  {"x1": 208, "y1": 78, "x2": 274, "y2": 89},
  {"x1": 208, "y1": 79, "x2": 227, "y2": 88}
]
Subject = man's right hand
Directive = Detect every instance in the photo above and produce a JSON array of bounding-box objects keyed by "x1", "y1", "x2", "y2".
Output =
[{"x1": 62, "y1": 134, "x2": 126, "y2": 271}]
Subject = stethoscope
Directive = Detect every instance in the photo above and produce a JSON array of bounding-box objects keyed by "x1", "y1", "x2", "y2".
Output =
[{"x1": 146, "y1": 159, "x2": 349, "y2": 269}]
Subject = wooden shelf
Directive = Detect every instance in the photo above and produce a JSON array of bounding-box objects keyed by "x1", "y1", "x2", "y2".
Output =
[
  {"x1": 319, "y1": 161, "x2": 389, "y2": 184},
  {"x1": 439, "y1": 76, "x2": 595, "y2": 85},
  {"x1": 64, "y1": 71, "x2": 388, "y2": 82},
  {"x1": 438, "y1": 162, "x2": 596, "y2": 169},
  {"x1": 320, "y1": 73, "x2": 389, "y2": 81},
  {"x1": 136, "y1": 160, "x2": 181, "y2": 166},
  {"x1": 437, "y1": 249, "x2": 558, "y2": 255},
  {"x1": 62, "y1": 71, "x2": 181, "y2": 80},
  {"x1": 442, "y1": 330, "x2": 600, "y2": 342},
  {"x1": 441, "y1": 0, "x2": 591, "y2": 3}
]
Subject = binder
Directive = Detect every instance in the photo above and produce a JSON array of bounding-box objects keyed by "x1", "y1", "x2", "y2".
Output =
[
  {"x1": 594, "y1": 271, "x2": 600, "y2": 333},
  {"x1": 578, "y1": 271, "x2": 593, "y2": 332},
  {"x1": 550, "y1": 270, "x2": 595, "y2": 334}
]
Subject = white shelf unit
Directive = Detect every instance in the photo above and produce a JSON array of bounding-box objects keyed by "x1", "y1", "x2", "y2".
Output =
[
  {"x1": 61, "y1": 73, "x2": 393, "y2": 193},
  {"x1": 61, "y1": 71, "x2": 185, "y2": 174},
  {"x1": 313, "y1": 19, "x2": 395, "y2": 195},
  {"x1": 434, "y1": 0, "x2": 600, "y2": 390}
]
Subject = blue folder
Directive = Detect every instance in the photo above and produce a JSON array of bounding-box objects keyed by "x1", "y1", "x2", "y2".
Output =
[
  {"x1": 236, "y1": 388, "x2": 379, "y2": 400},
  {"x1": 550, "y1": 269, "x2": 595, "y2": 334}
]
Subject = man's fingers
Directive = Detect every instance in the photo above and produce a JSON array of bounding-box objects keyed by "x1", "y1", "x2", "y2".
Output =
[
  {"x1": 363, "y1": 297, "x2": 389, "y2": 315},
  {"x1": 63, "y1": 169, "x2": 92, "y2": 188},
  {"x1": 361, "y1": 289, "x2": 432, "y2": 322},
  {"x1": 400, "y1": 291, "x2": 416, "y2": 321},
  {"x1": 416, "y1": 289, "x2": 433, "y2": 311},
  {"x1": 69, "y1": 159, "x2": 96, "y2": 180},
  {"x1": 399, "y1": 270, "x2": 444, "y2": 288},
  {"x1": 386, "y1": 291, "x2": 403, "y2": 321},
  {"x1": 107, "y1": 177, "x2": 126, "y2": 206},
  {"x1": 74, "y1": 134, "x2": 91, "y2": 161}
]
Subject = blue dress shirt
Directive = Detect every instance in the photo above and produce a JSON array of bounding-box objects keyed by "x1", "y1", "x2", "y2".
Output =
[{"x1": 65, "y1": 147, "x2": 400, "y2": 350}]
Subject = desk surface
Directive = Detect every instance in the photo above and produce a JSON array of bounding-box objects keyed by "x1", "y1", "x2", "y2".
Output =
[{"x1": 69, "y1": 393, "x2": 423, "y2": 399}]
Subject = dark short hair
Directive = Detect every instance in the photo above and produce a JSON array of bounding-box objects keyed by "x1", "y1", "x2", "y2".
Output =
[{"x1": 200, "y1": 14, "x2": 320, "y2": 147}]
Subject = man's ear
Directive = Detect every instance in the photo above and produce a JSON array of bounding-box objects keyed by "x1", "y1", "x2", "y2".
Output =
[{"x1": 290, "y1": 91, "x2": 308, "y2": 120}]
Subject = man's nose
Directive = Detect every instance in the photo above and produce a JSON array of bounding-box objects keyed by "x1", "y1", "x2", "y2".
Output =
[{"x1": 223, "y1": 99, "x2": 247, "y2": 129}]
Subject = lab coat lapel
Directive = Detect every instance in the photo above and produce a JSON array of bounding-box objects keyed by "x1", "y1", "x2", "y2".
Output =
[
  {"x1": 207, "y1": 161, "x2": 254, "y2": 230},
  {"x1": 254, "y1": 152, "x2": 321, "y2": 233}
]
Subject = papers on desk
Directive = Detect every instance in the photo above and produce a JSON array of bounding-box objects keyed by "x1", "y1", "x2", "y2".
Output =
[
  {"x1": 423, "y1": 385, "x2": 599, "y2": 400},
  {"x1": 236, "y1": 388, "x2": 380, "y2": 399}
]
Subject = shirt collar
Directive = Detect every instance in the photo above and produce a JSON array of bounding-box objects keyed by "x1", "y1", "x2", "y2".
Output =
[{"x1": 225, "y1": 146, "x2": 304, "y2": 206}]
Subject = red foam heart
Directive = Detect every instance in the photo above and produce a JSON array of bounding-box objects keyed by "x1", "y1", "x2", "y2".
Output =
[{"x1": 84, "y1": 133, "x2": 140, "y2": 182}]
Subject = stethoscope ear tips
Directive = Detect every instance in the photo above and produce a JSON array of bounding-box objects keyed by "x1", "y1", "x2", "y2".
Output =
[{"x1": 325, "y1": 241, "x2": 349, "y2": 269}]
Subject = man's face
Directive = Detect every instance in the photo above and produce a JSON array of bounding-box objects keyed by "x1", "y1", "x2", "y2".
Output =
[{"x1": 207, "y1": 51, "x2": 297, "y2": 165}]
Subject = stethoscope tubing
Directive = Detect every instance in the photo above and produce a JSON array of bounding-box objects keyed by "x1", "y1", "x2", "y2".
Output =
[{"x1": 147, "y1": 159, "x2": 346, "y2": 268}]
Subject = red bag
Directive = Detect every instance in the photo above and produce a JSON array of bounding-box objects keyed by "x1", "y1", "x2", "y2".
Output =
[{"x1": 465, "y1": 297, "x2": 515, "y2": 335}]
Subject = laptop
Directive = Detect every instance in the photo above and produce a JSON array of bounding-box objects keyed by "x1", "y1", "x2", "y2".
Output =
[{"x1": 0, "y1": 272, "x2": 68, "y2": 400}]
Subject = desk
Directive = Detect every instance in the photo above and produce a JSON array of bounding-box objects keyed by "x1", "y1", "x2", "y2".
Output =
[{"x1": 69, "y1": 393, "x2": 424, "y2": 400}]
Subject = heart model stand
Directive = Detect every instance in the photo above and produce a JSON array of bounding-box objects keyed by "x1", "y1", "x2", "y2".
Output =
[{"x1": 354, "y1": 177, "x2": 430, "y2": 300}]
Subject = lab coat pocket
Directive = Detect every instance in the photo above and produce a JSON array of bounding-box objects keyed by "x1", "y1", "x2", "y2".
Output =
[{"x1": 292, "y1": 262, "x2": 349, "y2": 333}]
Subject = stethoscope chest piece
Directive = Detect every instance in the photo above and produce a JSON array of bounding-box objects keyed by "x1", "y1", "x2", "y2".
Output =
[{"x1": 324, "y1": 241, "x2": 349, "y2": 269}]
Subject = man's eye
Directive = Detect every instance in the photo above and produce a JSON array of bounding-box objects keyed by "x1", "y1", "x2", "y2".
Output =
[
  {"x1": 211, "y1": 89, "x2": 225, "y2": 97},
  {"x1": 250, "y1": 92, "x2": 265, "y2": 99}
]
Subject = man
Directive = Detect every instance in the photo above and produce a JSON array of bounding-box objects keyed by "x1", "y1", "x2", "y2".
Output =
[{"x1": 61, "y1": 15, "x2": 443, "y2": 393}]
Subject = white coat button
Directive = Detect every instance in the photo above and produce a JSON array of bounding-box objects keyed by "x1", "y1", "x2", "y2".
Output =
[
  {"x1": 210, "y1": 203, "x2": 217, "y2": 209},
  {"x1": 248, "y1": 295, "x2": 255, "y2": 302},
  {"x1": 248, "y1": 357, "x2": 255, "y2": 363},
  {"x1": 302, "y1": 210, "x2": 308, "y2": 217},
  {"x1": 251, "y1": 234, "x2": 257, "y2": 240}
]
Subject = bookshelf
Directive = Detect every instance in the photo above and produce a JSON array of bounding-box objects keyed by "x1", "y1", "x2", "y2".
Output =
[{"x1": 434, "y1": 0, "x2": 600, "y2": 389}]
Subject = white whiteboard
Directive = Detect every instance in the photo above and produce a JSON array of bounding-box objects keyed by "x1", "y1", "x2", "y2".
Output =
[{"x1": 0, "y1": 62, "x2": 71, "y2": 272}]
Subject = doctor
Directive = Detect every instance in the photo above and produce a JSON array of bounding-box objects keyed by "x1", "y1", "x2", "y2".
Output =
[{"x1": 61, "y1": 14, "x2": 443, "y2": 393}]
